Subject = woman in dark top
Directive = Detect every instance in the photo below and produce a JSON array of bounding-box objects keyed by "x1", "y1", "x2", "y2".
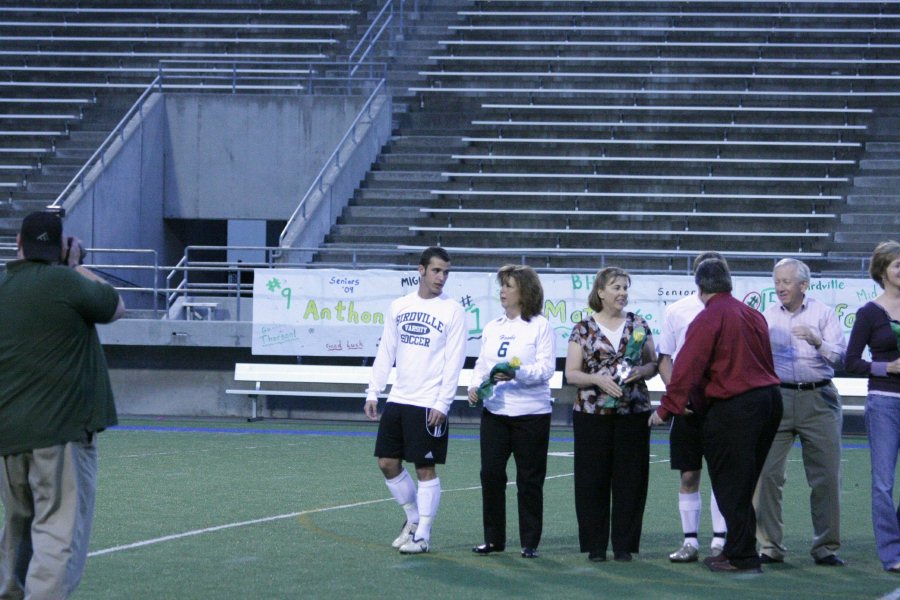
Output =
[
  {"x1": 565, "y1": 266, "x2": 657, "y2": 563},
  {"x1": 846, "y1": 240, "x2": 900, "y2": 573}
]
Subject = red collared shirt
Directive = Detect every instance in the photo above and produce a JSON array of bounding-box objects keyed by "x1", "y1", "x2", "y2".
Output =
[{"x1": 657, "y1": 292, "x2": 779, "y2": 419}]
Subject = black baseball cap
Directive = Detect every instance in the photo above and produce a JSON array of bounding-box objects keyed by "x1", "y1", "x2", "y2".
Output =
[{"x1": 20, "y1": 211, "x2": 63, "y2": 264}]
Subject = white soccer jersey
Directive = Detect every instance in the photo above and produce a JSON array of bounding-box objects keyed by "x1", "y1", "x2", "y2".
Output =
[
  {"x1": 469, "y1": 313, "x2": 556, "y2": 417},
  {"x1": 657, "y1": 293, "x2": 704, "y2": 361},
  {"x1": 366, "y1": 291, "x2": 467, "y2": 415}
]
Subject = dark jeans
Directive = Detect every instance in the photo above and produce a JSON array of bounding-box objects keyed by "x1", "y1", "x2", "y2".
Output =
[
  {"x1": 703, "y1": 385, "x2": 782, "y2": 569},
  {"x1": 480, "y1": 410, "x2": 551, "y2": 549},
  {"x1": 573, "y1": 411, "x2": 650, "y2": 555}
]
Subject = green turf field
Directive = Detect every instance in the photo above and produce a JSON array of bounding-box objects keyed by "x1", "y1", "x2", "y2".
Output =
[{"x1": 3, "y1": 418, "x2": 898, "y2": 599}]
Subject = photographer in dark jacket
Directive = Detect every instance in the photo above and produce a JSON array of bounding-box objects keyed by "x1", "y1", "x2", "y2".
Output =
[{"x1": 0, "y1": 211, "x2": 125, "y2": 599}]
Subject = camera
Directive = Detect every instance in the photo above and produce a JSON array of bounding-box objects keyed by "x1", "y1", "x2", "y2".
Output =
[{"x1": 64, "y1": 236, "x2": 86, "y2": 266}]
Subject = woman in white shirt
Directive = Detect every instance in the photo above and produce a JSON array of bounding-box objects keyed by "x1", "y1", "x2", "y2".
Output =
[{"x1": 468, "y1": 265, "x2": 556, "y2": 559}]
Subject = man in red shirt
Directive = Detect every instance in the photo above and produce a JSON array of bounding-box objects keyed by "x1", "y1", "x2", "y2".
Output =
[{"x1": 649, "y1": 258, "x2": 782, "y2": 573}]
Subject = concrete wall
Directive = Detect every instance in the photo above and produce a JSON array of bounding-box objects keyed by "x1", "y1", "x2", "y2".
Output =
[
  {"x1": 64, "y1": 93, "x2": 168, "y2": 293},
  {"x1": 58, "y1": 91, "x2": 373, "y2": 307},
  {"x1": 163, "y1": 94, "x2": 366, "y2": 220}
]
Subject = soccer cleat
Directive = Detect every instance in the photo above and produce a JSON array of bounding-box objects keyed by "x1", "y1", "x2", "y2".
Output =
[
  {"x1": 710, "y1": 545, "x2": 724, "y2": 558},
  {"x1": 391, "y1": 521, "x2": 418, "y2": 549},
  {"x1": 669, "y1": 543, "x2": 700, "y2": 563},
  {"x1": 399, "y1": 536, "x2": 430, "y2": 554}
]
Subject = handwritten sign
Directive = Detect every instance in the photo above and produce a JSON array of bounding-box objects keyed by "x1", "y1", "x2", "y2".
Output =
[{"x1": 251, "y1": 268, "x2": 876, "y2": 357}]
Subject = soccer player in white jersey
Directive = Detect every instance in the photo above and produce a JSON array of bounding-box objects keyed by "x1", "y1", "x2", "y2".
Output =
[
  {"x1": 658, "y1": 252, "x2": 729, "y2": 563},
  {"x1": 364, "y1": 246, "x2": 467, "y2": 554}
]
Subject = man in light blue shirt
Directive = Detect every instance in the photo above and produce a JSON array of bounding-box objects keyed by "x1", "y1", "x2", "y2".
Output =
[{"x1": 756, "y1": 258, "x2": 846, "y2": 567}]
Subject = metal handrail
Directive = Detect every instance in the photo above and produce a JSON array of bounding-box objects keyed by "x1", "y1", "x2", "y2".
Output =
[
  {"x1": 278, "y1": 77, "x2": 387, "y2": 245},
  {"x1": 50, "y1": 61, "x2": 387, "y2": 211},
  {"x1": 85, "y1": 248, "x2": 160, "y2": 315},
  {"x1": 151, "y1": 244, "x2": 874, "y2": 320},
  {"x1": 348, "y1": 0, "x2": 398, "y2": 78},
  {"x1": 50, "y1": 76, "x2": 161, "y2": 209}
]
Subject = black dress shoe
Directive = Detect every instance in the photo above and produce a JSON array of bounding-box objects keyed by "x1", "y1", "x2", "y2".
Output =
[
  {"x1": 588, "y1": 551, "x2": 606, "y2": 562},
  {"x1": 759, "y1": 554, "x2": 784, "y2": 564},
  {"x1": 815, "y1": 555, "x2": 845, "y2": 567},
  {"x1": 704, "y1": 555, "x2": 761, "y2": 574},
  {"x1": 521, "y1": 547, "x2": 539, "y2": 558},
  {"x1": 472, "y1": 543, "x2": 505, "y2": 554},
  {"x1": 613, "y1": 551, "x2": 632, "y2": 562}
]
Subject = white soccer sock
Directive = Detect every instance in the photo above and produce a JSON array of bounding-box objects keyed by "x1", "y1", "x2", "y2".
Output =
[
  {"x1": 385, "y1": 469, "x2": 419, "y2": 525},
  {"x1": 710, "y1": 489, "x2": 727, "y2": 547},
  {"x1": 679, "y1": 491, "x2": 701, "y2": 548},
  {"x1": 414, "y1": 478, "x2": 441, "y2": 542}
]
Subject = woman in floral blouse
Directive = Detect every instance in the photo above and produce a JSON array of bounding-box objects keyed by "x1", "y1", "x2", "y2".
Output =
[{"x1": 564, "y1": 266, "x2": 657, "y2": 563}]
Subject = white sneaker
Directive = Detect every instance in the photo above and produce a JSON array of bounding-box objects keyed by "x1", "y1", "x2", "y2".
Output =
[
  {"x1": 399, "y1": 537, "x2": 430, "y2": 554},
  {"x1": 391, "y1": 521, "x2": 418, "y2": 549}
]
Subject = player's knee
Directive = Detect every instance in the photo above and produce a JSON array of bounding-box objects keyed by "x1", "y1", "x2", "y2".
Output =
[
  {"x1": 415, "y1": 464, "x2": 437, "y2": 481},
  {"x1": 680, "y1": 470, "x2": 701, "y2": 491},
  {"x1": 378, "y1": 457, "x2": 401, "y2": 478}
]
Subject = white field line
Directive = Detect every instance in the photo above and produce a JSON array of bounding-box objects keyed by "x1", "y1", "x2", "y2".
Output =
[
  {"x1": 89, "y1": 458, "x2": 670, "y2": 558},
  {"x1": 88, "y1": 476, "x2": 571, "y2": 557},
  {"x1": 878, "y1": 588, "x2": 900, "y2": 600}
]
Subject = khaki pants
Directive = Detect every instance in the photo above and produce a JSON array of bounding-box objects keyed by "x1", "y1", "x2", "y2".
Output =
[
  {"x1": 0, "y1": 439, "x2": 98, "y2": 600},
  {"x1": 754, "y1": 385, "x2": 843, "y2": 561}
]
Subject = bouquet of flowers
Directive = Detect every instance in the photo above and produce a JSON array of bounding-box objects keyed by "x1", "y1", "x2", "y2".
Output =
[
  {"x1": 601, "y1": 328, "x2": 647, "y2": 408},
  {"x1": 471, "y1": 356, "x2": 521, "y2": 406}
]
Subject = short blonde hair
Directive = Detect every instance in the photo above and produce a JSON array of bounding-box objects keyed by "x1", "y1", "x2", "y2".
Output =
[{"x1": 869, "y1": 240, "x2": 900, "y2": 289}]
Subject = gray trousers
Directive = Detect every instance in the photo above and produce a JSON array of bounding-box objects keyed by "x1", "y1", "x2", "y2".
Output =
[
  {"x1": 0, "y1": 438, "x2": 98, "y2": 600},
  {"x1": 754, "y1": 385, "x2": 843, "y2": 560}
]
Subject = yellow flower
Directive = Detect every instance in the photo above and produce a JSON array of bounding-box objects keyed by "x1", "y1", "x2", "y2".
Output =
[
  {"x1": 633, "y1": 330, "x2": 645, "y2": 343},
  {"x1": 509, "y1": 356, "x2": 522, "y2": 368}
]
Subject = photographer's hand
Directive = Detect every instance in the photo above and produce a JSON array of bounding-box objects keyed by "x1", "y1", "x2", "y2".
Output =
[{"x1": 65, "y1": 236, "x2": 84, "y2": 268}]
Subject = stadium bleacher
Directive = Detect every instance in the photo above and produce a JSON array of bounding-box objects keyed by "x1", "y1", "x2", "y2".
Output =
[
  {"x1": 0, "y1": 0, "x2": 363, "y2": 262},
  {"x1": 0, "y1": 0, "x2": 886, "y2": 421},
  {"x1": 315, "y1": 0, "x2": 899, "y2": 273}
]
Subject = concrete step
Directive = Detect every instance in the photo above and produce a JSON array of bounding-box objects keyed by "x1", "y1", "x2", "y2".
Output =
[
  {"x1": 365, "y1": 170, "x2": 448, "y2": 183},
  {"x1": 835, "y1": 231, "x2": 897, "y2": 244},
  {"x1": 387, "y1": 135, "x2": 467, "y2": 151},
  {"x1": 343, "y1": 206, "x2": 422, "y2": 219},
  {"x1": 376, "y1": 154, "x2": 455, "y2": 168},
  {"x1": 362, "y1": 180, "x2": 441, "y2": 191},
  {"x1": 852, "y1": 176, "x2": 900, "y2": 189},
  {"x1": 427, "y1": 195, "x2": 837, "y2": 214},
  {"x1": 355, "y1": 188, "x2": 434, "y2": 202},
  {"x1": 858, "y1": 159, "x2": 900, "y2": 171},
  {"x1": 327, "y1": 223, "x2": 418, "y2": 238},
  {"x1": 846, "y1": 194, "x2": 897, "y2": 205},
  {"x1": 865, "y1": 142, "x2": 900, "y2": 154},
  {"x1": 841, "y1": 213, "x2": 900, "y2": 226},
  {"x1": 21, "y1": 181, "x2": 67, "y2": 194}
]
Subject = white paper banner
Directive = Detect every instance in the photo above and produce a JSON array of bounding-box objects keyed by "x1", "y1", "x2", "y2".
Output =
[{"x1": 252, "y1": 268, "x2": 878, "y2": 357}]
